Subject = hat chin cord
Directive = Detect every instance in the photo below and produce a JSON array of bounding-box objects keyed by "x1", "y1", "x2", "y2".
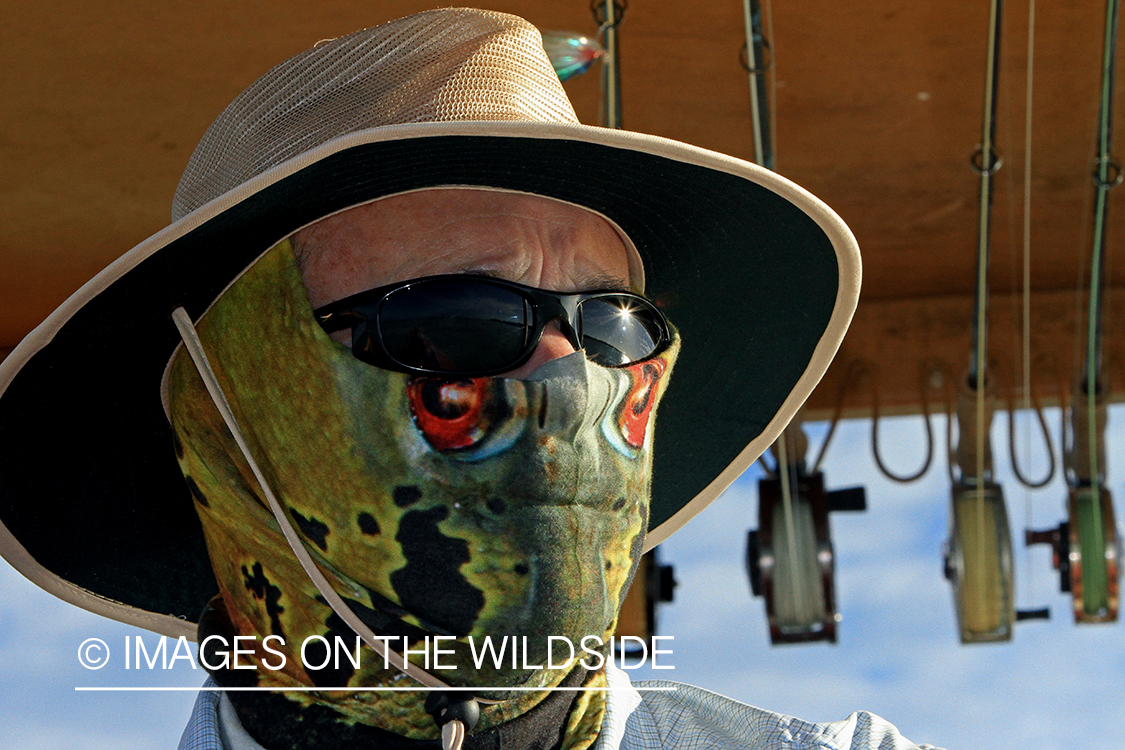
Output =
[{"x1": 172, "y1": 307, "x2": 489, "y2": 748}]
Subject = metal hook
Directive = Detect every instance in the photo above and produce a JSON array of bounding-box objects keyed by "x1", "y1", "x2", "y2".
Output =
[
  {"x1": 1093, "y1": 157, "x2": 1124, "y2": 188},
  {"x1": 591, "y1": 0, "x2": 627, "y2": 32},
  {"x1": 970, "y1": 144, "x2": 1003, "y2": 175},
  {"x1": 739, "y1": 39, "x2": 773, "y2": 74}
]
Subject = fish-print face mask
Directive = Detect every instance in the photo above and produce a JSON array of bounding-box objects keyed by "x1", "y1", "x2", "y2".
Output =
[{"x1": 166, "y1": 238, "x2": 678, "y2": 740}]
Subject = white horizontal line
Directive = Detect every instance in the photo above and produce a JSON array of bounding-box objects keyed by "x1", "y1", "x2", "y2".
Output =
[{"x1": 75, "y1": 686, "x2": 677, "y2": 692}]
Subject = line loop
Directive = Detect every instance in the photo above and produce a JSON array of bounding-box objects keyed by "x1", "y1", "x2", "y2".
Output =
[
  {"x1": 862, "y1": 361, "x2": 938, "y2": 483},
  {"x1": 1005, "y1": 380, "x2": 1057, "y2": 489}
]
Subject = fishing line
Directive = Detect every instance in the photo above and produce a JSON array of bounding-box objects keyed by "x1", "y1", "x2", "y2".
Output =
[
  {"x1": 870, "y1": 365, "x2": 935, "y2": 483},
  {"x1": 775, "y1": 431, "x2": 809, "y2": 624},
  {"x1": 810, "y1": 360, "x2": 865, "y2": 474},
  {"x1": 741, "y1": 0, "x2": 812, "y2": 624},
  {"x1": 1020, "y1": 0, "x2": 1038, "y2": 607}
]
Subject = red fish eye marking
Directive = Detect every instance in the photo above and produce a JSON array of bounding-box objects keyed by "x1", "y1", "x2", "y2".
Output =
[
  {"x1": 407, "y1": 378, "x2": 491, "y2": 451},
  {"x1": 619, "y1": 360, "x2": 666, "y2": 449}
]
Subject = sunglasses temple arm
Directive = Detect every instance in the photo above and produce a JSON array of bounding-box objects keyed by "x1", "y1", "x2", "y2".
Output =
[
  {"x1": 314, "y1": 310, "x2": 363, "y2": 333},
  {"x1": 170, "y1": 307, "x2": 498, "y2": 701}
]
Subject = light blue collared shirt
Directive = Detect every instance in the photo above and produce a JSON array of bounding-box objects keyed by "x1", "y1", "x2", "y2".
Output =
[{"x1": 178, "y1": 664, "x2": 942, "y2": 750}]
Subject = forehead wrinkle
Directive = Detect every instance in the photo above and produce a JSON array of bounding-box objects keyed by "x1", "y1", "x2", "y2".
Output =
[
  {"x1": 538, "y1": 207, "x2": 628, "y2": 277},
  {"x1": 405, "y1": 203, "x2": 542, "y2": 277},
  {"x1": 294, "y1": 189, "x2": 635, "y2": 308},
  {"x1": 428, "y1": 194, "x2": 630, "y2": 291},
  {"x1": 450, "y1": 266, "x2": 627, "y2": 293}
]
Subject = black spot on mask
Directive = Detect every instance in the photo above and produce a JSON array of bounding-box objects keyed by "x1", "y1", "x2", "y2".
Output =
[
  {"x1": 390, "y1": 506, "x2": 484, "y2": 636},
  {"x1": 289, "y1": 508, "x2": 330, "y2": 551},
  {"x1": 242, "y1": 561, "x2": 286, "y2": 639}
]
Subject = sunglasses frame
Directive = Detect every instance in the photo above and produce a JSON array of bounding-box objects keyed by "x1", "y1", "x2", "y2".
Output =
[{"x1": 313, "y1": 274, "x2": 671, "y2": 377}]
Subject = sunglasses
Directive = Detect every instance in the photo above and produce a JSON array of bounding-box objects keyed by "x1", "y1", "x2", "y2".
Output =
[{"x1": 313, "y1": 274, "x2": 671, "y2": 377}]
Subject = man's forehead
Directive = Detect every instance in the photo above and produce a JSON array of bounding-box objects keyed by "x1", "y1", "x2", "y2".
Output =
[{"x1": 293, "y1": 187, "x2": 646, "y2": 292}]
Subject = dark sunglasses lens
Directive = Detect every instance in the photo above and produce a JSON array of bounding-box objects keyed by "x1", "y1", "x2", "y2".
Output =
[
  {"x1": 379, "y1": 280, "x2": 530, "y2": 373},
  {"x1": 578, "y1": 296, "x2": 665, "y2": 366}
]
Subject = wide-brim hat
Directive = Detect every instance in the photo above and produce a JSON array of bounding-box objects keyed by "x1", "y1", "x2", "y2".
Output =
[{"x1": 0, "y1": 8, "x2": 859, "y2": 638}]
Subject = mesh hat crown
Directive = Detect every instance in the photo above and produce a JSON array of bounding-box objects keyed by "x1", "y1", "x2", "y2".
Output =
[{"x1": 173, "y1": 9, "x2": 579, "y2": 220}]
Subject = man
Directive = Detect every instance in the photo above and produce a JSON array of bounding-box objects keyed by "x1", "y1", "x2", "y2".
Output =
[{"x1": 0, "y1": 8, "x2": 931, "y2": 750}]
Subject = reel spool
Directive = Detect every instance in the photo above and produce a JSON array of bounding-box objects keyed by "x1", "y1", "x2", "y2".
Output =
[{"x1": 944, "y1": 481, "x2": 1016, "y2": 642}]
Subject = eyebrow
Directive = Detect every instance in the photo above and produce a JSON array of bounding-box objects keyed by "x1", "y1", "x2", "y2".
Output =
[{"x1": 455, "y1": 267, "x2": 632, "y2": 293}]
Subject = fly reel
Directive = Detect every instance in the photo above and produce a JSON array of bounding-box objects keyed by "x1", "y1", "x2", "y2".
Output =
[
  {"x1": 746, "y1": 459, "x2": 865, "y2": 645},
  {"x1": 1027, "y1": 486, "x2": 1121, "y2": 624}
]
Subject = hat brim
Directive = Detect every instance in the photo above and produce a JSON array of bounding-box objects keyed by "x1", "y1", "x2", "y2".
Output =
[{"x1": 0, "y1": 121, "x2": 859, "y2": 637}]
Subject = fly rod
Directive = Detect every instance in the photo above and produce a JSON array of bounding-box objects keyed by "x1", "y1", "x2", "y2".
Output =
[
  {"x1": 1026, "y1": 0, "x2": 1122, "y2": 625},
  {"x1": 1074, "y1": 0, "x2": 1122, "y2": 493},
  {"x1": 741, "y1": 0, "x2": 774, "y2": 169},
  {"x1": 1061, "y1": 0, "x2": 1121, "y2": 623},
  {"x1": 957, "y1": 0, "x2": 1003, "y2": 496},
  {"x1": 969, "y1": 0, "x2": 1003, "y2": 405},
  {"x1": 945, "y1": 0, "x2": 1026, "y2": 643},
  {"x1": 595, "y1": 0, "x2": 624, "y2": 129}
]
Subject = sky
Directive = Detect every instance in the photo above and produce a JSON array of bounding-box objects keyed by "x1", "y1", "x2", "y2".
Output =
[{"x1": 1, "y1": 407, "x2": 1122, "y2": 749}]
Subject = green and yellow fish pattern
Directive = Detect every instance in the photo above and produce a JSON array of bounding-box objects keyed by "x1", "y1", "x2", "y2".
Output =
[{"x1": 167, "y1": 239, "x2": 678, "y2": 743}]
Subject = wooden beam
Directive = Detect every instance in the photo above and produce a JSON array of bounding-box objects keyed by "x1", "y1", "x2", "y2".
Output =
[{"x1": 803, "y1": 286, "x2": 1125, "y2": 420}]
